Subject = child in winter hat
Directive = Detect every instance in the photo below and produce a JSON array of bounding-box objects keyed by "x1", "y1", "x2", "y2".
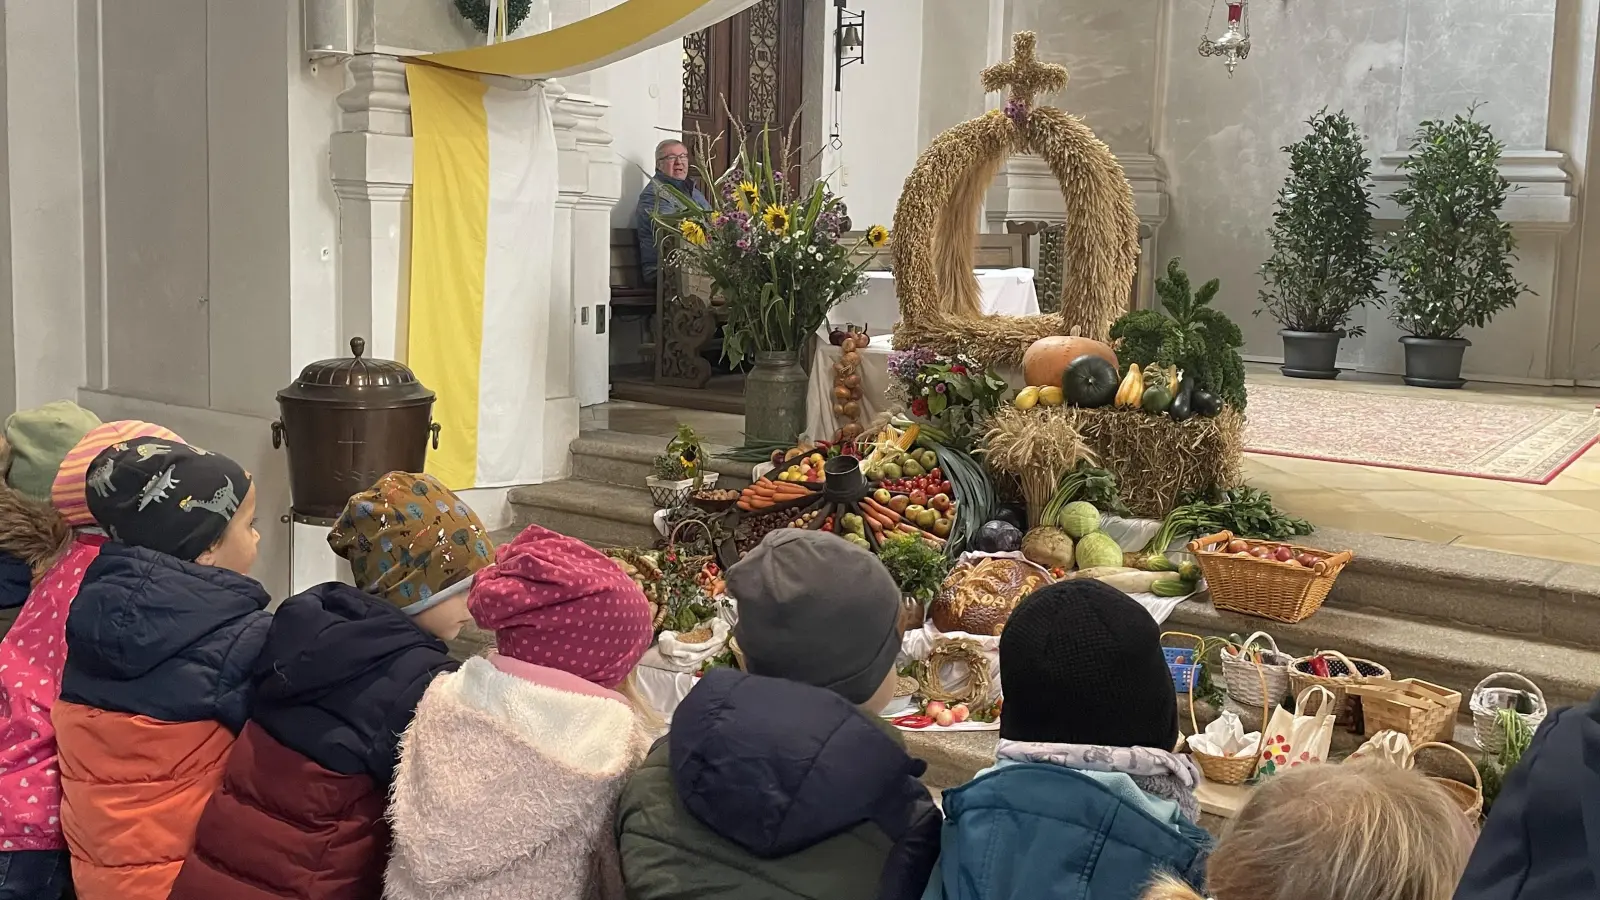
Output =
[
  {"x1": 172, "y1": 474, "x2": 480, "y2": 900},
  {"x1": 0, "y1": 421, "x2": 182, "y2": 900},
  {"x1": 385, "y1": 524, "x2": 654, "y2": 900},
  {"x1": 326, "y1": 471, "x2": 496, "y2": 642},
  {"x1": 57, "y1": 437, "x2": 271, "y2": 900},
  {"x1": 0, "y1": 401, "x2": 101, "y2": 503},
  {"x1": 922, "y1": 580, "x2": 1209, "y2": 900}
]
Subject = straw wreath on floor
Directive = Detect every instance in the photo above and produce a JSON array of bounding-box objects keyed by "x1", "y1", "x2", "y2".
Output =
[{"x1": 891, "y1": 32, "x2": 1140, "y2": 367}]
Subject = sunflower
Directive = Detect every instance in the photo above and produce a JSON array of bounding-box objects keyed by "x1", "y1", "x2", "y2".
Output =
[
  {"x1": 736, "y1": 181, "x2": 761, "y2": 212},
  {"x1": 679, "y1": 219, "x2": 708, "y2": 246},
  {"x1": 866, "y1": 224, "x2": 890, "y2": 248},
  {"x1": 762, "y1": 204, "x2": 791, "y2": 236}
]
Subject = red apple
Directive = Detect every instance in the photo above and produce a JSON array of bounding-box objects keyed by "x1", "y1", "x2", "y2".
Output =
[
  {"x1": 925, "y1": 700, "x2": 947, "y2": 717},
  {"x1": 934, "y1": 709, "x2": 955, "y2": 727},
  {"x1": 930, "y1": 493, "x2": 952, "y2": 512},
  {"x1": 950, "y1": 703, "x2": 970, "y2": 723},
  {"x1": 909, "y1": 490, "x2": 929, "y2": 508},
  {"x1": 1273, "y1": 546, "x2": 1295, "y2": 563},
  {"x1": 1225, "y1": 539, "x2": 1250, "y2": 554}
]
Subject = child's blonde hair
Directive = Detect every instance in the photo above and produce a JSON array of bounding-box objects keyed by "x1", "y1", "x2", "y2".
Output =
[
  {"x1": 617, "y1": 668, "x2": 665, "y2": 734},
  {"x1": 1144, "y1": 761, "x2": 1475, "y2": 900},
  {"x1": 0, "y1": 433, "x2": 12, "y2": 483}
]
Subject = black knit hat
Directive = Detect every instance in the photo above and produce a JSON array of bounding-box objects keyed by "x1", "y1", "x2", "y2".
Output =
[
  {"x1": 998, "y1": 579, "x2": 1178, "y2": 749},
  {"x1": 86, "y1": 437, "x2": 251, "y2": 562}
]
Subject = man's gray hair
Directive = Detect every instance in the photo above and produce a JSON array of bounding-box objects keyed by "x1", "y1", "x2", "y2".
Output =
[{"x1": 655, "y1": 139, "x2": 688, "y2": 160}]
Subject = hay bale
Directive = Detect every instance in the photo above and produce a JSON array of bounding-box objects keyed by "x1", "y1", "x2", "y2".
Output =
[
  {"x1": 981, "y1": 405, "x2": 1243, "y2": 521},
  {"x1": 1069, "y1": 406, "x2": 1244, "y2": 519}
]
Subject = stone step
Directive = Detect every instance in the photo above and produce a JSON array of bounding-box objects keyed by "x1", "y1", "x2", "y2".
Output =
[
  {"x1": 1298, "y1": 527, "x2": 1600, "y2": 649},
  {"x1": 506, "y1": 480, "x2": 661, "y2": 548},
  {"x1": 1167, "y1": 594, "x2": 1600, "y2": 710},
  {"x1": 571, "y1": 429, "x2": 759, "y2": 491}
]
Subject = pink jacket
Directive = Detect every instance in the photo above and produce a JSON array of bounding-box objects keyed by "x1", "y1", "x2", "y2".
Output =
[{"x1": 0, "y1": 533, "x2": 104, "y2": 850}]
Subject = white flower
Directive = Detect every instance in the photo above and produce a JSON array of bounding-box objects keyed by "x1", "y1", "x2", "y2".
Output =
[{"x1": 815, "y1": 252, "x2": 823, "y2": 261}]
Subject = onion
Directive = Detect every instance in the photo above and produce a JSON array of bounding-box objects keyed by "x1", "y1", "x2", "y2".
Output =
[
  {"x1": 841, "y1": 351, "x2": 860, "y2": 366},
  {"x1": 842, "y1": 401, "x2": 860, "y2": 418},
  {"x1": 833, "y1": 385, "x2": 852, "y2": 401}
]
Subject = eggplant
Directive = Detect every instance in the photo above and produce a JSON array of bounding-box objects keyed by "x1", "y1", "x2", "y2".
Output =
[
  {"x1": 1168, "y1": 375, "x2": 1195, "y2": 422},
  {"x1": 1191, "y1": 389, "x2": 1222, "y2": 417}
]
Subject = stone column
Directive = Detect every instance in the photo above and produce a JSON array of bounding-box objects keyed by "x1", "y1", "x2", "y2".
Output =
[{"x1": 331, "y1": 54, "x2": 414, "y2": 362}]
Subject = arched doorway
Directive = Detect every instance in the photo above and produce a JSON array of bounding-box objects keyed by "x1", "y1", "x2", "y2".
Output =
[{"x1": 681, "y1": 0, "x2": 807, "y2": 177}]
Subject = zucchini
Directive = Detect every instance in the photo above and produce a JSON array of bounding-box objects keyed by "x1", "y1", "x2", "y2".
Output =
[{"x1": 1150, "y1": 577, "x2": 1191, "y2": 597}]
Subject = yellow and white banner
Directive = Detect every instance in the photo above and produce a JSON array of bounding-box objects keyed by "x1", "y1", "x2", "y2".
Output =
[{"x1": 405, "y1": 65, "x2": 557, "y2": 490}]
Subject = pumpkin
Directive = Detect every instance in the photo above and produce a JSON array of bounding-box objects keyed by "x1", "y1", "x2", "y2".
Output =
[{"x1": 1022, "y1": 332, "x2": 1118, "y2": 388}]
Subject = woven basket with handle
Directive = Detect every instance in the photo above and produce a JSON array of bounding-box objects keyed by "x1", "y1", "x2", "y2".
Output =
[
  {"x1": 1220, "y1": 631, "x2": 1293, "y2": 731},
  {"x1": 1183, "y1": 632, "x2": 1266, "y2": 786},
  {"x1": 1289, "y1": 649, "x2": 1392, "y2": 715},
  {"x1": 1470, "y1": 672, "x2": 1547, "y2": 756},
  {"x1": 1188, "y1": 530, "x2": 1353, "y2": 623},
  {"x1": 1407, "y1": 741, "x2": 1483, "y2": 822}
]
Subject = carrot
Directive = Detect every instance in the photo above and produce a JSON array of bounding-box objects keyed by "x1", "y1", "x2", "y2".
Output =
[{"x1": 861, "y1": 498, "x2": 901, "y2": 524}]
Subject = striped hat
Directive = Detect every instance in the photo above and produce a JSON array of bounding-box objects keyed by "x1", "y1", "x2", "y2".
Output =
[{"x1": 52, "y1": 421, "x2": 183, "y2": 527}]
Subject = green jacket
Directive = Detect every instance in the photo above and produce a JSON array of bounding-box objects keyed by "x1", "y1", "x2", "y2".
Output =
[{"x1": 615, "y1": 669, "x2": 942, "y2": 900}]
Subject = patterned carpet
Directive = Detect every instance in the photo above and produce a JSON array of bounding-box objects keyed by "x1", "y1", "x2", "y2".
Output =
[{"x1": 1243, "y1": 383, "x2": 1600, "y2": 483}]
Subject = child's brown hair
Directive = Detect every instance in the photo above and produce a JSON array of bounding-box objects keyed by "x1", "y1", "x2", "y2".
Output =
[{"x1": 1145, "y1": 761, "x2": 1475, "y2": 900}]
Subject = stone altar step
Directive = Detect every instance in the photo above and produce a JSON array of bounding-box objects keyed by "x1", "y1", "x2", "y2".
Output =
[
  {"x1": 507, "y1": 479, "x2": 662, "y2": 548},
  {"x1": 570, "y1": 429, "x2": 757, "y2": 490},
  {"x1": 1297, "y1": 527, "x2": 1600, "y2": 650}
]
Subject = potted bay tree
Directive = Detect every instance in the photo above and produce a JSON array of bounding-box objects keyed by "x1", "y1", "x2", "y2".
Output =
[
  {"x1": 1386, "y1": 108, "x2": 1529, "y2": 388},
  {"x1": 1257, "y1": 109, "x2": 1381, "y2": 379}
]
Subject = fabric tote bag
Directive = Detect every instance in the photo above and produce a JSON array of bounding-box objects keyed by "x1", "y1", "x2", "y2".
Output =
[{"x1": 1258, "y1": 685, "x2": 1337, "y2": 777}]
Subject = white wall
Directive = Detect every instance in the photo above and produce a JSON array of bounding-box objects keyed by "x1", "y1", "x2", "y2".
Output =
[
  {"x1": 819, "y1": 0, "x2": 924, "y2": 228},
  {"x1": 6, "y1": 0, "x2": 86, "y2": 410},
  {"x1": 594, "y1": 31, "x2": 685, "y2": 227}
]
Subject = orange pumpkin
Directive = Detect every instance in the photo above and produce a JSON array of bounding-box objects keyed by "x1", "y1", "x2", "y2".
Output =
[{"x1": 1022, "y1": 334, "x2": 1119, "y2": 388}]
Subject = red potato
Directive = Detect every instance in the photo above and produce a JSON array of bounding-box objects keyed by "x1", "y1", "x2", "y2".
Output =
[{"x1": 1295, "y1": 552, "x2": 1321, "y2": 569}]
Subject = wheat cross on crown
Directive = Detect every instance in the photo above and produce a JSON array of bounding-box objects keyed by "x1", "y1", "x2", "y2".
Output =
[{"x1": 982, "y1": 32, "x2": 1069, "y2": 109}]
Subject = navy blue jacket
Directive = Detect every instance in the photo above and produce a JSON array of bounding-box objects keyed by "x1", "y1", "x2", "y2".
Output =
[
  {"x1": 927, "y1": 763, "x2": 1210, "y2": 900},
  {"x1": 1456, "y1": 692, "x2": 1600, "y2": 900},
  {"x1": 60, "y1": 543, "x2": 271, "y2": 730},
  {"x1": 252, "y1": 581, "x2": 458, "y2": 785},
  {"x1": 617, "y1": 668, "x2": 942, "y2": 900},
  {"x1": 0, "y1": 551, "x2": 29, "y2": 610},
  {"x1": 633, "y1": 174, "x2": 709, "y2": 282}
]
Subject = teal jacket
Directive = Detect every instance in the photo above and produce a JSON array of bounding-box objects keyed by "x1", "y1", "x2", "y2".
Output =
[{"x1": 923, "y1": 762, "x2": 1209, "y2": 900}]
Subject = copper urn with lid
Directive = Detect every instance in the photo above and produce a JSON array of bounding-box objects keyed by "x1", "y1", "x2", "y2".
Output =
[{"x1": 272, "y1": 337, "x2": 441, "y2": 520}]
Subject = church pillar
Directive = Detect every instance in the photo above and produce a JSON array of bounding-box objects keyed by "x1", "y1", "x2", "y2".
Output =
[
  {"x1": 541, "y1": 79, "x2": 585, "y2": 481},
  {"x1": 331, "y1": 54, "x2": 414, "y2": 362},
  {"x1": 569, "y1": 93, "x2": 623, "y2": 409}
]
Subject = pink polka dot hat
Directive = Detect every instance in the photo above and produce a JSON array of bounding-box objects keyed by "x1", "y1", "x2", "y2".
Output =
[{"x1": 467, "y1": 524, "x2": 652, "y2": 689}]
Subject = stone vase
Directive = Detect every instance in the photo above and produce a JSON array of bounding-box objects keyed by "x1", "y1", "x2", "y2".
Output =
[{"x1": 744, "y1": 351, "x2": 809, "y2": 444}]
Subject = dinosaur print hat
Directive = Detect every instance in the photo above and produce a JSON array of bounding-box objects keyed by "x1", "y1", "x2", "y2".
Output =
[{"x1": 85, "y1": 436, "x2": 252, "y2": 562}]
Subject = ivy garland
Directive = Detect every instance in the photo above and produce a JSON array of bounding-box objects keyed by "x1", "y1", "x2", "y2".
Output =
[{"x1": 453, "y1": 0, "x2": 532, "y2": 35}]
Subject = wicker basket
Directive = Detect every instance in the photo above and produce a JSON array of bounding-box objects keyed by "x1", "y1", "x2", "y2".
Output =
[
  {"x1": 1471, "y1": 672, "x2": 1548, "y2": 756},
  {"x1": 1220, "y1": 631, "x2": 1293, "y2": 730},
  {"x1": 1348, "y1": 678, "x2": 1461, "y2": 745},
  {"x1": 1188, "y1": 530, "x2": 1353, "y2": 623},
  {"x1": 648, "y1": 472, "x2": 719, "y2": 509},
  {"x1": 1289, "y1": 649, "x2": 1391, "y2": 715},
  {"x1": 1408, "y1": 741, "x2": 1483, "y2": 822},
  {"x1": 1186, "y1": 641, "x2": 1267, "y2": 786}
]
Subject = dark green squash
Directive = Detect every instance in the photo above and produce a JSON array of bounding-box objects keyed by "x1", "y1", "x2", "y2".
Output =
[
  {"x1": 1062, "y1": 355, "x2": 1120, "y2": 408},
  {"x1": 1191, "y1": 389, "x2": 1222, "y2": 417}
]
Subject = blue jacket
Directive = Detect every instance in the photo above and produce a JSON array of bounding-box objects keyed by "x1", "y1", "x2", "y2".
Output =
[
  {"x1": 617, "y1": 668, "x2": 943, "y2": 900},
  {"x1": 925, "y1": 763, "x2": 1209, "y2": 900},
  {"x1": 60, "y1": 543, "x2": 272, "y2": 731},
  {"x1": 1456, "y1": 691, "x2": 1600, "y2": 899},
  {"x1": 633, "y1": 173, "x2": 709, "y2": 282},
  {"x1": 252, "y1": 581, "x2": 458, "y2": 784}
]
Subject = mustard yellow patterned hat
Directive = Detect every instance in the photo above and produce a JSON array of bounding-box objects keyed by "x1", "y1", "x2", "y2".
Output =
[{"x1": 328, "y1": 472, "x2": 495, "y2": 612}]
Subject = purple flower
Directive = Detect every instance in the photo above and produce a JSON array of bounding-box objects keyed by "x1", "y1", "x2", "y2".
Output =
[
  {"x1": 935, "y1": 383, "x2": 947, "y2": 393},
  {"x1": 736, "y1": 238, "x2": 751, "y2": 251},
  {"x1": 1004, "y1": 98, "x2": 1029, "y2": 127}
]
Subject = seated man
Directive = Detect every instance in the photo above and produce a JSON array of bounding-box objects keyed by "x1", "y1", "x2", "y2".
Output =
[
  {"x1": 633, "y1": 139, "x2": 709, "y2": 285},
  {"x1": 616, "y1": 530, "x2": 941, "y2": 900}
]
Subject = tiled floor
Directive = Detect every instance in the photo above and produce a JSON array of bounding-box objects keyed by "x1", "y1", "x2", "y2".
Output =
[{"x1": 589, "y1": 369, "x2": 1600, "y2": 566}]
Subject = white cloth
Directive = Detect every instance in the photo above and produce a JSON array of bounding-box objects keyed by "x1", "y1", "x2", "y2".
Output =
[{"x1": 826, "y1": 269, "x2": 1041, "y2": 337}]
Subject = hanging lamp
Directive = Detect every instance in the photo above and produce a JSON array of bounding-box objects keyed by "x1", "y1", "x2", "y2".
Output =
[{"x1": 1199, "y1": 0, "x2": 1250, "y2": 77}]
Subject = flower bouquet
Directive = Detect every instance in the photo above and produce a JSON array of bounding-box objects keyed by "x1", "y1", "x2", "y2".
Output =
[{"x1": 887, "y1": 348, "x2": 1010, "y2": 450}]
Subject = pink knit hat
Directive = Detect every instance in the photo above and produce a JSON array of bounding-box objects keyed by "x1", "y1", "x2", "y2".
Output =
[
  {"x1": 51, "y1": 420, "x2": 184, "y2": 526},
  {"x1": 468, "y1": 524, "x2": 652, "y2": 689}
]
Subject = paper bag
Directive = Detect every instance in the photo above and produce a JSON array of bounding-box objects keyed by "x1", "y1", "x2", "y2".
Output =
[{"x1": 1258, "y1": 685, "x2": 1336, "y2": 777}]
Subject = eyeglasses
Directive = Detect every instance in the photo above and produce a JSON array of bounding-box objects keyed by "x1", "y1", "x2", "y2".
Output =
[{"x1": 658, "y1": 153, "x2": 691, "y2": 163}]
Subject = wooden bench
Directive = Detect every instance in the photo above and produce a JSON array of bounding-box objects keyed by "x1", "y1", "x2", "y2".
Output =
[{"x1": 610, "y1": 227, "x2": 724, "y2": 389}]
